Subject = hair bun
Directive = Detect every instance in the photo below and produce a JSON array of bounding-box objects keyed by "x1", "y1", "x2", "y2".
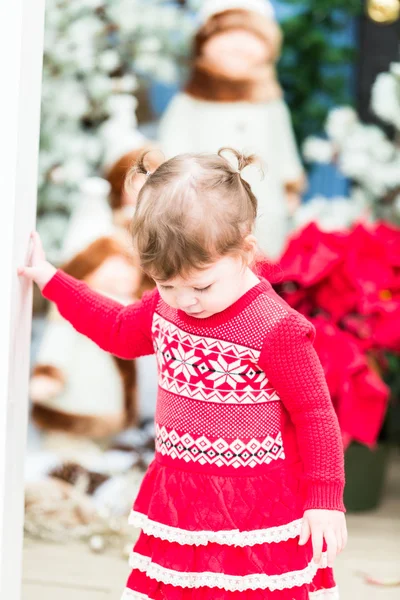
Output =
[{"x1": 218, "y1": 147, "x2": 260, "y2": 174}]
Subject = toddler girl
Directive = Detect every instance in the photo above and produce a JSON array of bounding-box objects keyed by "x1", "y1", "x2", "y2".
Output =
[{"x1": 20, "y1": 149, "x2": 347, "y2": 599}]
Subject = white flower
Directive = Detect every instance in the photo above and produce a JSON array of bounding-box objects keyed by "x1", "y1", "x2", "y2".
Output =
[
  {"x1": 371, "y1": 72, "x2": 400, "y2": 129},
  {"x1": 302, "y1": 137, "x2": 334, "y2": 164},
  {"x1": 338, "y1": 151, "x2": 371, "y2": 180},
  {"x1": 370, "y1": 137, "x2": 395, "y2": 162},
  {"x1": 68, "y1": 17, "x2": 104, "y2": 46},
  {"x1": 107, "y1": 94, "x2": 137, "y2": 118},
  {"x1": 341, "y1": 124, "x2": 386, "y2": 155},
  {"x1": 325, "y1": 107, "x2": 358, "y2": 143},
  {"x1": 112, "y1": 74, "x2": 138, "y2": 93},
  {"x1": 137, "y1": 37, "x2": 163, "y2": 53},
  {"x1": 87, "y1": 74, "x2": 113, "y2": 99},
  {"x1": 49, "y1": 80, "x2": 89, "y2": 118},
  {"x1": 134, "y1": 53, "x2": 160, "y2": 75},
  {"x1": 375, "y1": 158, "x2": 400, "y2": 189},
  {"x1": 98, "y1": 50, "x2": 120, "y2": 73},
  {"x1": 106, "y1": 0, "x2": 140, "y2": 31},
  {"x1": 361, "y1": 160, "x2": 400, "y2": 197},
  {"x1": 293, "y1": 195, "x2": 366, "y2": 231},
  {"x1": 207, "y1": 357, "x2": 246, "y2": 389},
  {"x1": 74, "y1": 47, "x2": 96, "y2": 72}
]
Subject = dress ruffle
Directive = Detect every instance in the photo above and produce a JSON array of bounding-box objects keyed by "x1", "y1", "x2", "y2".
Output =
[
  {"x1": 130, "y1": 532, "x2": 316, "y2": 582},
  {"x1": 132, "y1": 459, "x2": 305, "y2": 536},
  {"x1": 122, "y1": 567, "x2": 336, "y2": 598},
  {"x1": 129, "y1": 511, "x2": 302, "y2": 547}
]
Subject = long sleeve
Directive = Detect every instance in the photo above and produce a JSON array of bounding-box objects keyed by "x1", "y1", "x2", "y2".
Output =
[
  {"x1": 259, "y1": 310, "x2": 345, "y2": 512},
  {"x1": 42, "y1": 270, "x2": 158, "y2": 359}
]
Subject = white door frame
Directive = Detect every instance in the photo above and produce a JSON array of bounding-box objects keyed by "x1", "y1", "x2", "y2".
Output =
[{"x1": 0, "y1": 1, "x2": 45, "y2": 598}]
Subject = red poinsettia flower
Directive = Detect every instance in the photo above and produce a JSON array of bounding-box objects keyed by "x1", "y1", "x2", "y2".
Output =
[
  {"x1": 368, "y1": 303, "x2": 400, "y2": 353},
  {"x1": 266, "y1": 221, "x2": 399, "y2": 446},
  {"x1": 311, "y1": 317, "x2": 390, "y2": 448},
  {"x1": 278, "y1": 223, "x2": 349, "y2": 287}
]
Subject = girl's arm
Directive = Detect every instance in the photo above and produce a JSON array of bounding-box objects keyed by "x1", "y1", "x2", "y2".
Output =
[
  {"x1": 18, "y1": 232, "x2": 157, "y2": 359},
  {"x1": 259, "y1": 310, "x2": 345, "y2": 513},
  {"x1": 42, "y1": 271, "x2": 158, "y2": 359}
]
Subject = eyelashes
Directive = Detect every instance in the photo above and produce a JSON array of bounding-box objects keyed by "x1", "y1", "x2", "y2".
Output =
[{"x1": 160, "y1": 285, "x2": 212, "y2": 293}]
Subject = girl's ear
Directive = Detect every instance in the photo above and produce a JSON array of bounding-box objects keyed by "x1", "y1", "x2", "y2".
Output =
[{"x1": 244, "y1": 234, "x2": 258, "y2": 265}]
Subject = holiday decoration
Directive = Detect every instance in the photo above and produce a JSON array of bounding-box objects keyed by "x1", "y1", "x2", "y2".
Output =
[
  {"x1": 159, "y1": 2, "x2": 305, "y2": 258},
  {"x1": 38, "y1": 0, "x2": 194, "y2": 261},
  {"x1": 105, "y1": 145, "x2": 163, "y2": 234},
  {"x1": 30, "y1": 236, "x2": 143, "y2": 441},
  {"x1": 258, "y1": 222, "x2": 400, "y2": 447},
  {"x1": 367, "y1": 0, "x2": 400, "y2": 23},
  {"x1": 199, "y1": 0, "x2": 275, "y2": 22},
  {"x1": 24, "y1": 426, "x2": 155, "y2": 550},
  {"x1": 59, "y1": 177, "x2": 115, "y2": 263},
  {"x1": 303, "y1": 62, "x2": 400, "y2": 226}
]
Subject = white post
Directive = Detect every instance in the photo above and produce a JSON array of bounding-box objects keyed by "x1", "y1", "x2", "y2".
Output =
[{"x1": 0, "y1": 1, "x2": 45, "y2": 598}]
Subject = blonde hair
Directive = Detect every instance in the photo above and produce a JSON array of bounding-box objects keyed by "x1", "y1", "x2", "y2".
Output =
[{"x1": 126, "y1": 148, "x2": 259, "y2": 281}]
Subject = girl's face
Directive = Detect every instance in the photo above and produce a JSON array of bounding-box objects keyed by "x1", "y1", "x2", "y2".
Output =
[{"x1": 155, "y1": 254, "x2": 259, "y2": 319}]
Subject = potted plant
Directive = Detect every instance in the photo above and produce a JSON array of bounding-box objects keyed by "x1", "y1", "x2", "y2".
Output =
[{"x1": 259, "y1": 221, "x2": 400, "y2": 511}]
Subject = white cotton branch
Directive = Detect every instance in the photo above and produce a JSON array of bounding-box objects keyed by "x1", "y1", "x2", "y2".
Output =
[{"x1": 302, "y1": 137, "x2": 335, "y2": 164}]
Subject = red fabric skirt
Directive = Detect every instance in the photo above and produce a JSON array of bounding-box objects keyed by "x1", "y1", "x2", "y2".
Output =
[{"x1": 121, "y1": 459, "x2": 339, "y2": 599}]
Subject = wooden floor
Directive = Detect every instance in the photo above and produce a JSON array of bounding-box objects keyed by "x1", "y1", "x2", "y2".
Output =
[{"x1": 22, "y1": 455, "x2": 400, "y2": 600}]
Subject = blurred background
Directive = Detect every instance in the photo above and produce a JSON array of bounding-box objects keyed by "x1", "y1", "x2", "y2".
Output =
[{"x1": 23, "y1": 1, "x2": 400, "y2": 599}]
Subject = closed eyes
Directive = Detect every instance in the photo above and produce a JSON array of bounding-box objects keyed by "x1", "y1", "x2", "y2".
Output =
[{"x1": 159, "y1": 284, "x2": 212, "y2": 293}]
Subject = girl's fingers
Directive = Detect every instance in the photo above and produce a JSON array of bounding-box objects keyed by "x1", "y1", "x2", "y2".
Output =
[
  {"x1": 342, "y1": 523, "x2": 348, "y2": 550},
  {"x1": 311, "y1": 527, "x2": 323, "y2": 564},
  {"x1": 31, "y1": 231, "x2": 45, "y2": 263},
  {"x1": 335, "y1": 530, "x2": 343, "y2": 554},
  {"x1": 324, "y1": 529, "x2": 338, "y2": 567},
  {"x1": 18, "y1": 266, "x2": 36, "y2": 280},
  {"x1": 298, "y1": 517, "x2": 311, "y2": 546}
]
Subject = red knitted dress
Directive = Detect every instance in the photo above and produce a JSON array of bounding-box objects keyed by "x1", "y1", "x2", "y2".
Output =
[{"x1": 43, "y1": 272, "x2": 345, "y2": 600}]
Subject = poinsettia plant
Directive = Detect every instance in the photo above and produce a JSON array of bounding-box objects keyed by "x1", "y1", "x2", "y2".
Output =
[{"x1": 259, "y1": 222, "x2": 400, "y2": 448}]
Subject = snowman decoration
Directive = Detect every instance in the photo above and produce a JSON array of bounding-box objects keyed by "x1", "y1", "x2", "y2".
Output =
[{"x1": 159, "y1": 0, "x2": 305, "y2": 259}]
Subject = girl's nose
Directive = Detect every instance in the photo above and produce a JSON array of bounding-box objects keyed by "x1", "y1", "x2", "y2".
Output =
[{"x1": 177, "y1": 293, "x2": 198, "y2": 310}]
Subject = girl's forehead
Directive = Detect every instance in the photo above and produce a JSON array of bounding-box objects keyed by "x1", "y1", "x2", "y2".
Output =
[{"x1": 161, "y1": 257, "x2": 236, "y2": 287}]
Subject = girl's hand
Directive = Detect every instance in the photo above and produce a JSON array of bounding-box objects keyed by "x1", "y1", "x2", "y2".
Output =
[
  {"x1": 18, "y1": 231, "x2": 57, "y2": 290},
  {"x1": 299, "y1": 509, "x2": 347, "y2": 567}
]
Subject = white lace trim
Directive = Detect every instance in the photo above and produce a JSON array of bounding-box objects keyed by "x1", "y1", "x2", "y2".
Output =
[
  {"x1": 128, "y1": 551, "x2": 328, "y2": 592},
  {"x1": 120, "y1": 581, "x2": 337, "y2": 599},
  {"x1": 129, "y1": 510, "x2": 302, "y2": 547},
  {"x1": 309, "y1": 587, "x2": 340, "y2": 599}
]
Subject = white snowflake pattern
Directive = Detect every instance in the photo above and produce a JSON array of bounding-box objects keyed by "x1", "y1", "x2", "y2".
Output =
[
  {"x1": 170, "y1": 344, "x2": 198, "y2": 382},
  {"x1": 154, "y1": 335, "x2": 168, "y2": 367},
  {"x1": 207, "y1": 357, "x2": 246, "y2": 389}
]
